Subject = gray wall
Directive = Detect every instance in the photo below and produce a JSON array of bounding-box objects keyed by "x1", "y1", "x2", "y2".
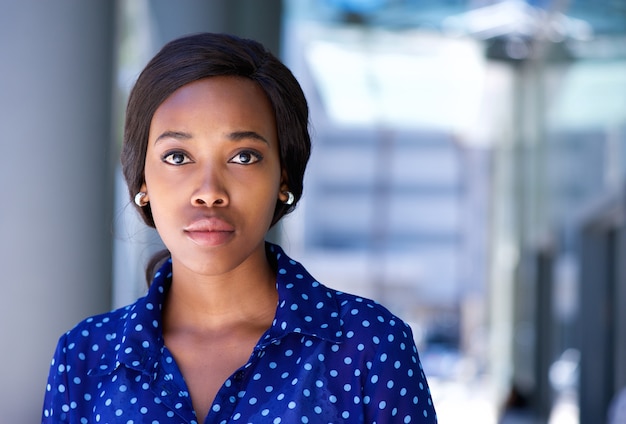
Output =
[{"x1": 0, "y1": 2, "x2": 115, "y2": 422}]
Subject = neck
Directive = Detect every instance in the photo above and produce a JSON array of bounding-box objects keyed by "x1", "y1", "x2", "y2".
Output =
[{"x1": 163, "y1": 248, "x2": 278, "y2": 333}]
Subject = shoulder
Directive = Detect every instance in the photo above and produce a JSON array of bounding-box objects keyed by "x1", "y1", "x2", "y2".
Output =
[
  {"x1": 334, "y1": 289, "x2": 413, "y2": 333},
  {"x1": 52, "y1": 302, "x2": 137, "y2": 372},
  {"x1": 272, "y1": 243, "x2": 413, "y2": 333},
  {"x1": 62, "y1": 303, "x2": 133, "y2": 345},
  {"x1": 271, "y1": 244, "x2": 416, "y2": 345},
  {"x1": 329, "y1": 289, "x2": 418, "y2": 354}
]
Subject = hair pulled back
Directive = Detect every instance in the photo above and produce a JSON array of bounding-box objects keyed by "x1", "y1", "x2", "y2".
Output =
[{"x1": 120, "y1": 33, "x2": 311, "y2": 282}]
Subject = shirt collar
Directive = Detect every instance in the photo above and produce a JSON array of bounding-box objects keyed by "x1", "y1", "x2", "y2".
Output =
[
  {"x1": 96, "y1": 243, "x2": 342, "y2": 377},
  {"x1": 262, "y1": 243, "x2": 343, "y2": 345}
]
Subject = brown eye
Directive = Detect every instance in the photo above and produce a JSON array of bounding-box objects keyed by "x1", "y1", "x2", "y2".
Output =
[
  {"x1": 230, "y1": 150, "x2": 262, "y2": 165},
  {"x1": 163, "y1": 151, "x2": 190, "y2": 165}
]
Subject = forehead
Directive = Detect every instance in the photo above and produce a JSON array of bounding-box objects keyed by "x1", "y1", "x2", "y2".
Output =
[{"x1": 150, "y1": 76, "x2": 277, "y2": 139}]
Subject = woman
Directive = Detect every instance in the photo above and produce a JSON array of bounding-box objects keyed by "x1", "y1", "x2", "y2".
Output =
[{"x1": 43, "y1": 33, "x2": 437, "y2": 424}]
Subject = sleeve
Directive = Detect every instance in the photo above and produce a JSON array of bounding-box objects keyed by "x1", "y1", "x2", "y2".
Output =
[
  {"x1": 42, "y1": 334, "x2": 71, "y2": 424},
  {"x1": 362, "y1": 320, "x2": 437, "y2": 424}
]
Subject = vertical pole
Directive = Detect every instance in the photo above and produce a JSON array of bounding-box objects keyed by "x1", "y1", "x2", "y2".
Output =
[{"x1": 0, "y1": 1, "x2": 115, "y2": 422}]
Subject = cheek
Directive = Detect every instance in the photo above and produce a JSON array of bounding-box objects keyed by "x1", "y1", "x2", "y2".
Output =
[
  {"x1": 235, "y1": 179, "x2": 279, "y2": 212},
  {"x1": 240, "y1": 172, "x2": 281, "y2": 217},
  {"x1": 143, "y1": 169, "x2": 183, "y2": 223},
  {"x1": 142, "y1": 156, "x2": 159, "y2": 190},
  {"x1": 143, "y1": 157, "x2": 185, "y2": 195}
]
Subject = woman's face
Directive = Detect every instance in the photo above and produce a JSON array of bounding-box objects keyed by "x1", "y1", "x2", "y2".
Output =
[{"x1": 142, "y1": 76, "x2": 288, "y2": 276}]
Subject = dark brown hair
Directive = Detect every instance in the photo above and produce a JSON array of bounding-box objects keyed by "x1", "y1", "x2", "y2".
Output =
[{"x1": 120, "y1": 33, "x2": 311, "y2": 282}]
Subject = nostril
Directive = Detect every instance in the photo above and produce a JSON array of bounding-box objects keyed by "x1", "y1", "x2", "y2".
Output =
[{"x1": 193, "y1": 197, "x2": 225, "y2": 206}]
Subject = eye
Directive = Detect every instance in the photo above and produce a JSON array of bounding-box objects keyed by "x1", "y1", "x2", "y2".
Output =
[
  {"x1": 162, "y1": 151, "x2": 191, "y2": 165},
  {"x1": 229, "y1": 150, "x2": 262, "y2": 165}
]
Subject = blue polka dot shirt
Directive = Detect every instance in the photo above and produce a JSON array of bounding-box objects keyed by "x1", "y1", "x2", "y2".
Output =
[{"x1": 43, "y1": 243, "x2": 437, "y2": 423}]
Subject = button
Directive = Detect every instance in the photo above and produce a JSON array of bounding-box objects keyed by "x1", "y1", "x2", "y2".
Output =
[{"x1": 233, "y1": 370, "x2": 245, "y2": 381}]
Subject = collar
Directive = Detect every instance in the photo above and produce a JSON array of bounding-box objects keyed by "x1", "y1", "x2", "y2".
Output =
[
  {"x1": 261, "y1": 243, "x2": 343, "y2": 346},
  {"x1": 91, "y1": 243, "x2": 342, "y2": 378}
]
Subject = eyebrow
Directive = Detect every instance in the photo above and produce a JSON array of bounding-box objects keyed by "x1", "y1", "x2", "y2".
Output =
[
  {"x1": 154, "y1": 131, "x2": 192, "y2": 144},
  {"x1": 227, "y1": 131, "x2": 269, "y2": 145},
  {"x1": 154, "y1": 130, "x2": 269, "y2": 145}
]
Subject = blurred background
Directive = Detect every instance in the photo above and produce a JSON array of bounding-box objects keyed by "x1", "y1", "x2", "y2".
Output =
[{"x1": 1, "y1": 0, "x2": 625, "y2": 422}]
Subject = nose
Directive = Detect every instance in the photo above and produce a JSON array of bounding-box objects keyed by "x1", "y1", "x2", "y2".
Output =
[{"x1": 191, "y1": 165, "x2": 229, "y2": 207}]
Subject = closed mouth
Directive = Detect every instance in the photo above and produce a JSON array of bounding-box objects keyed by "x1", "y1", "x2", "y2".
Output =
[{"x1": 184, "y1": 217, "x2": 235, "y2": 246}]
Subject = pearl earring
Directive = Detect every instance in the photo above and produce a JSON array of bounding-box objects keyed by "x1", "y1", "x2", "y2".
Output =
[
  {"x1": 134, "y1": 192, "x2": 148, "y2": 207},
  {"x1": 283, "y1": 191, "x2": 295, "y2": 206}
]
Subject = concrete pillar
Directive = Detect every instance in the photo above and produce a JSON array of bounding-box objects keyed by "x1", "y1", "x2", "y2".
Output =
[{"x1": 0, "y1": 2, "x2": 115, "y2": 422}]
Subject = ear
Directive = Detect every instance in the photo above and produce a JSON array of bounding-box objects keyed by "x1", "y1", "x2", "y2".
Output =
[
  {"x1": 277, "y1": 170, "x2": 290, "y2": 203},
  {"x1": 139, "y1": 182, "x2": 149, "y2": 202},
  {"x1": 278, "y1": 190, "x2": 289, "y2": 203}
]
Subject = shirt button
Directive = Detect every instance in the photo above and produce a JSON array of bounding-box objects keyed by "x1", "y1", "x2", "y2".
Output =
[{"x1": 233, "y1": 371, "x2": 245, "y2": 381}]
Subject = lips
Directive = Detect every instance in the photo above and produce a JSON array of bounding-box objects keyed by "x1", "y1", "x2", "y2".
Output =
[{"x1": 183, "y1": 217, "x2": 235, "y2": 246}]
